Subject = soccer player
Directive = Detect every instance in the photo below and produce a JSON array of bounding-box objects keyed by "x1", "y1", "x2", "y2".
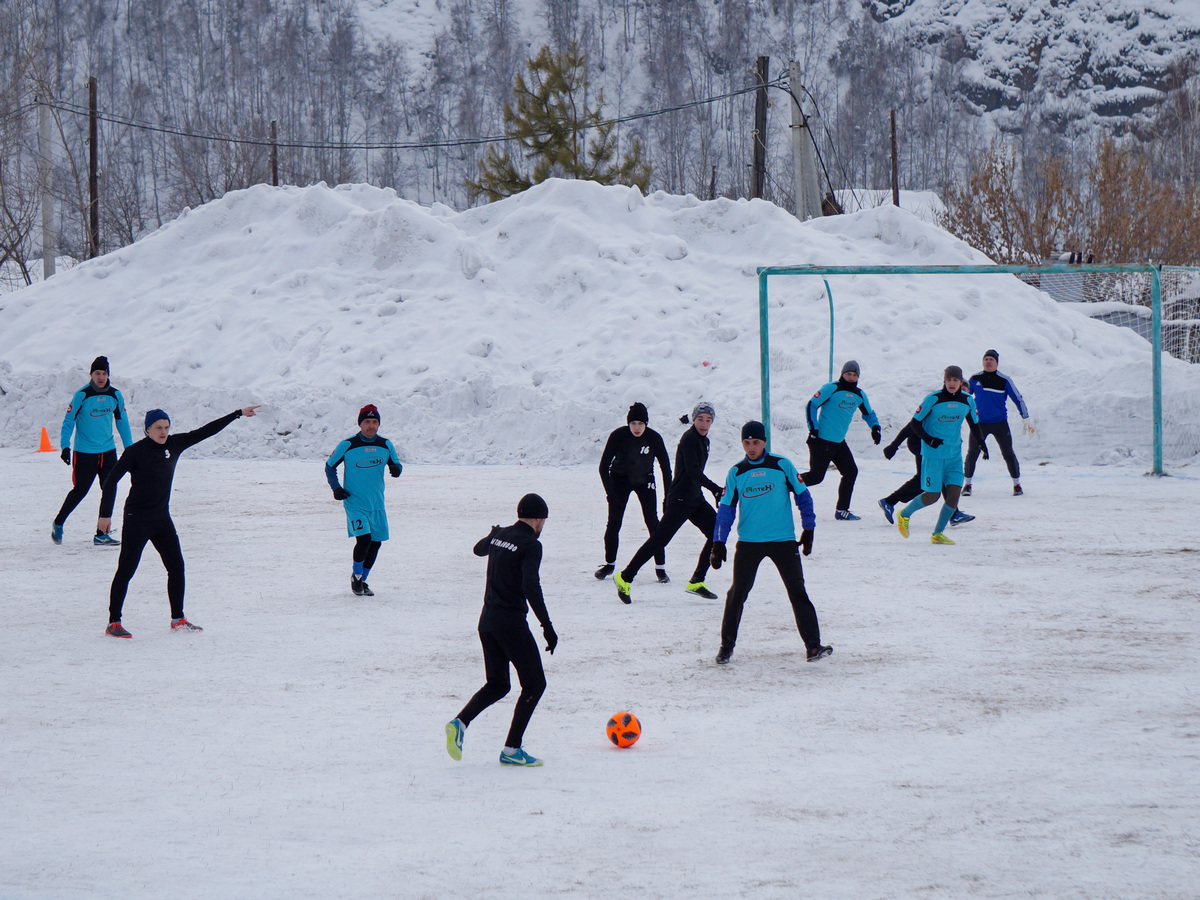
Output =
[
  {"x1": 52, "y1": 356, "x2": 134, "y2": 546},
  {"x1": 325, "y1": 404, "x2": 403, "y2": 597},
  {"x1": 614, "y1": 402, "x2": 723, "y2": 603},
  {"x1": 101, "y1": 405, "x2": 261, "y2": 638},
  {"x1": 896, "y1": 366, "x2": 987, "y2": 545},
  {"x1": 964, "y1": 349, "x2": 1032, "y2": 496},
  {"x1": 595, "y1": 402, "x2": 672, "y2": 582},
  {"x1": 878, "y1": 422, "x2": 974, "y2": 527},
  {"x1": 801, "y1": 360, "x2": 881, "y2": 520},
  {"x1": 710, "y1": 421, "x2": 831, "y2": 665},
  {"x1": 445, "y1": 493, "x2": 557, "y2": 767}
]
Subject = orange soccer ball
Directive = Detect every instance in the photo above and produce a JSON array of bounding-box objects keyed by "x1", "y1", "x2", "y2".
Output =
[{"x1": 606, "y1": 711, "x2": 641, "y2": 748}]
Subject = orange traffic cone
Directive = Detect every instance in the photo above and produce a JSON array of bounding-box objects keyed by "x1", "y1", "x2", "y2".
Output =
[{"x1": 37, "y1": 427, "x2": 55, "y2": 452}]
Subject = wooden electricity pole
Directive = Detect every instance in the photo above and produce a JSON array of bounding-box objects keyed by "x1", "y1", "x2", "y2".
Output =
[
  {"x1": 38, "y1": 98, "x2": 56, "y2": 279},
  {"x1": 751, "y1": 56, "x2": 769, "y2": 200},
  {"x1": 270, "y1": 120, "x2": 279, "y2": 187},
  {"x1": 88, "y1": 77, "x2": 99, "y2": 259},
  {"x1": 890, "y1": 109, "x2": 900, "y2": 207}
]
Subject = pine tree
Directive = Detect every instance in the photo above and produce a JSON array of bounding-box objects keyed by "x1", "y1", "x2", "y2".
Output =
[{"x1": 467, "y1": 43, "x2": 651, "y2": 202}]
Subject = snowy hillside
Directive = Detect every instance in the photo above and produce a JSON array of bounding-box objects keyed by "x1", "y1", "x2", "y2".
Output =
[{"x1": 1, "y1": 179, "x2": 1197, "y2": 466}]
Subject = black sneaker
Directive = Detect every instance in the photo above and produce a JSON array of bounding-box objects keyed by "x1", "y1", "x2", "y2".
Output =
[
  {"x1": 360, "y1": 582, "x2": 375, "y2": 597},
  {"x1": 1013, "y1": 484, "x2": 1023, "y2": 496},
  {"x1": 961, "y1": 484, "x2": 972, "y2": 497},
  {"x1": 715, "y1": 646, "x2": 733, "y2": 665},
  {"x1": 807, "y1": 644, "x2": 833, "y2": 662},
  {"x1": 594, "y1": 564, "x2": 615, "y2": 580},
  {"x1": 655, "y1": 569, "x2": 670, "y2": 584},
  {"x1": 351, "y1": 575, "x2": 365, "y2": 596}
]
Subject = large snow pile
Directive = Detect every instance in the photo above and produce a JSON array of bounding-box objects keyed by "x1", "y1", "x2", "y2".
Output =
[{"x1": 1, "y1": 179, "x2": 1195, "y2": 465}]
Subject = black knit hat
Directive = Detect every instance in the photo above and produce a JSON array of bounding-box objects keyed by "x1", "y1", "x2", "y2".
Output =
[
  {"x1": 358, "y1": 404, "x2": 380, "y2": 424},
  {"x1": 983, "y1": 349, "x2": 999, "y2": 361},
  {"x1": 627, "y1": 402, "x2": 649, "y2": 424},
  {"x1": 517, "y1": 493, "x2": 549, "y2": 518},
  {"x1": 741, "y1": 420, "x2": 766, "y2": 441},
  {"x1": 90, "y1": 356, "x2": 109, "y2": 374},
  {"x1": 944, "y1": 365, "x2": 964, "y2": 381},
  {"x1": 840, "y1": 360, "x2": 860, "y2": 377}
]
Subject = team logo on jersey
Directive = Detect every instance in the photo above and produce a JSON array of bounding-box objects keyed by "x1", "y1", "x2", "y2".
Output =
[
  {"x1": 743, "y1": 482, "x2": 774, "y2": 498},
  {"x1": 355, "y1": 457, "x2": 383, "y2": 468},
  {"x1": 837, "y1": 397, "x2": 858, "y2": 410},
  {"x1": 937, "y1": 412, "x2": 962, "y2": 423},
  {"x1": 89, "y1": 406, "x2": 113, "y2": 417},
  {"x1": 66, "y1": 404, "x2": 74, "y2": 413}
]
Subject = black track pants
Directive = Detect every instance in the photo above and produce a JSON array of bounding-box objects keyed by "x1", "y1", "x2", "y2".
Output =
[
  {"x1": 720, "y1": 541, "x2": 820, "y2": 652},
  {"x1": 801, "y1": 437, "x2": 858, "y2": 511},
  {"x1": 603, "y1": 481, "x2": 662, "y2": 566},
  {"x1": 55, "y1": 449, "x2": 118, "y2": 526},
  {"x1": 965, "y1": 421, "x2": 1019, "y2": 479},
  {"x1": 622, "y1": 496, "x2": 715, "y2": 585},
  {"x1": 885, "y1": 449, "x2": 924, "y2": 506},
  {"x1": 109, "y1": 516, "x2": 186, "y2": 622},
  {"x1": 457, "y1": 610, "x2": 547, "y2": 749}
]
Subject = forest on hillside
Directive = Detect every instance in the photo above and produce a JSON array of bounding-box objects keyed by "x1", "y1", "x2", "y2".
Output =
[{"x1": 2, "y1": 0, "x2": 1198, "y2": 280}]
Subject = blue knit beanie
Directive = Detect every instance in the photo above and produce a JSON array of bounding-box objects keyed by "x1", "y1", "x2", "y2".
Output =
[{"x1": 144, "y1": 409, "x2": 170, "y2": 430}]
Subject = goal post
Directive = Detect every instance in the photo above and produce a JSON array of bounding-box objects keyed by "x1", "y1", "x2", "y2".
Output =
[{"x1": 757, "y1": 263, "x2": 1166, "y2": 474}]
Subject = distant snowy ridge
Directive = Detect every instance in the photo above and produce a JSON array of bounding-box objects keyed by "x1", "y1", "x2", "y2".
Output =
[{"x1": 1, "y1": 179, "x2": 1196, "y2": 466}]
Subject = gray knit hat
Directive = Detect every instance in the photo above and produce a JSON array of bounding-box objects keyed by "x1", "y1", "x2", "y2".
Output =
[
  {"x1": 841, "y1": 360, "x2": 860, "y2": 377},
  {"x1": 691, "y1": 401, "x2": 716, "y2": 421}
]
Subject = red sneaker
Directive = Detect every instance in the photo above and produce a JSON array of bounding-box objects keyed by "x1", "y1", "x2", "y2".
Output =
[
  {"x1": 170, "y1": 618, "x2": 203, "y2": 632},
  {"x1": 106, "y1": 621, "x2": 132, "y2": 638}
]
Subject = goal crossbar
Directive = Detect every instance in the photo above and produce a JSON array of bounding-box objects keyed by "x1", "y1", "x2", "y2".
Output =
[{"x1": 756, "y1": 264, "x2": 1164, "y2": 474}]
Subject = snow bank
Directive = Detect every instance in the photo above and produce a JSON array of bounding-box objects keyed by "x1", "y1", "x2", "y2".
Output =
[{"x1": 1, "y1": 179, "x2": 1196, "y2": 465}]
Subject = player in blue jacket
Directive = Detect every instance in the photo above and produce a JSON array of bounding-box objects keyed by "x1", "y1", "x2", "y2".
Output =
[
  {"x1": 896, "y1": 366, "x2": 988, "y2": 545},
  {"x1": 801, "y1": 360, "x2": 880, "y2": 520},
  {"x1": 709, "y1": 421, "x2": 832, "y2": 665},
  {"x1": 52, "y1": 356, "x2": 134, "y2": 546},
  {"x1": 325, "y1": 405, "x2": 402, "y2": 596},
  {"x1": 964, "y1": 349, "x2": 1032, "y2": 497}
]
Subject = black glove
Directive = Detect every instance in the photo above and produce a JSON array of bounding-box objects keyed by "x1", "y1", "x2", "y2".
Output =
[
  {"x1": 798, "y1": 528, "x2": 814, "y2": 556},
  {"x1": 883, "y1": 443, "x2": 898, "y2": 460},
  {"x1": 871, "y1": 425, "x2": 882, "y2": 445},
  {"x1": 332, "y1": 487, "x2": 351, "y2": 500},
  {"x1": 807, "y1": 430, "x2": 819, "y2": 445},
  {"x1": 387, "y1": 461, "x2": 401, "y2": 478},
  {"x1": 981, "y1": 444, "x2": 990, "y2": 461},
  {"x1": 711, "y1": 541, "x2": 727, "y2": 569},
  {"x1": 709, "y1": 485, "x2": 724, "y2": 502},
  {"x1": 926, "y1": 436, "x2": 943, "y2": 449},
  {"x1": 542, "y1": 622, "x2": 558, "y2": 655},
  {"x1": 61, "y1": 448, "x2": 71, "y2": 465}
]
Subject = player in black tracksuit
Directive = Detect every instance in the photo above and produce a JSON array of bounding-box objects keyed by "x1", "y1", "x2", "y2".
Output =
[
  {"x1": 446, "y1": 494, "x2": 557, "y2": 767},
  {"x1": 595, "y1": 402, "x2": 672, "y2": 582},
  {"x1": 877, "y1": 424, "x2": 975, "y2": 526},
  {"x1": 100, "y1": 405, "x2": 260, "y2": 638},
  {"x1": 614, "y1": 402, "x2": 723, "y2": 603}
]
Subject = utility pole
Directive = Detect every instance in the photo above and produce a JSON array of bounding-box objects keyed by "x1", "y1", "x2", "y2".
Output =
[
  {"x1": 88, "y1": 77, "x2": 99, "y2": 259},
  {"x1": 38, "y1": 97, "x2": 56, "y2": 279},
  {"x1": 890, "y1": 109, "x2": 900, "y2": 207},
  {"x1": 789, "y1": 61, "x2": 822, "y2": 221},
  {"x1": 751, "y1": 56, "x2": 769, "y2": 200},
  {"x1": 270, "y1": 120, "x2": 278, "y2": 187}
]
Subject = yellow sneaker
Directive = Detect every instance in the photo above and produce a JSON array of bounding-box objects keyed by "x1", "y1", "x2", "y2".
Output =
[
  {"x1": 897, "y1": 514, "x2": 910, "y2": 538},
  {"x1": 931, "y1": 532, "x2": 955, "y2": 545},
  {"x1": 614, "y1": 571, "x2": 632, "y2": 604}
]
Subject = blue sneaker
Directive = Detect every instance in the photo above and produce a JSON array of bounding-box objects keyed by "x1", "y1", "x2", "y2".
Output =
[
  {"x1": 51, "y1": 523, "x2": 63, "y2": 545},
  {"x1": 499, "y1": 747, "x2": 543, "y2": 767},
  {"x1": 834, "y1": 510, "x2": 861, "y2": 521},
  {"x1": 949, "y1": 509, "x2": 975, "y2": 526},
  {"x1": 878, "y1": 498, "x2": 895, "y2": 524},
  {"x1": 94, "y1": 531, "x2": 120, "y2": 546},
  {"x1": 445, "y1": 718, "x2": 465, "y2": 761}
]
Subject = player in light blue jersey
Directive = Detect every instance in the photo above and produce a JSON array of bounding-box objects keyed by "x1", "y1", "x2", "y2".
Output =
[
  {"x1": 801, "y1": 360, "x2": 881, "y2": 521},
  {"x1": 709, "y1": 421, "x2": 831, "y2": 665},
  {"x1": 325, "y1": 404, "x2": 402, "y2": 596},
  {"x1": 896, "y1": 366, "x2": 988, "y2": 545},
  {"x1": 52, "y1": 356, "x2": 135, "y2": 546}
]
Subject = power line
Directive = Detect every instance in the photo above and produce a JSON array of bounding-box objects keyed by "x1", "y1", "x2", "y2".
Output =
[{"x1": 44, "y1": 79, "x2": 786, "y2": 153}]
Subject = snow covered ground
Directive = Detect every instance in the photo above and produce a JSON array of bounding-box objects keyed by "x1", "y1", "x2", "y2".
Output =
[{"x1": 2, "y1": 449, "x2": 1198, "y2": 899}]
